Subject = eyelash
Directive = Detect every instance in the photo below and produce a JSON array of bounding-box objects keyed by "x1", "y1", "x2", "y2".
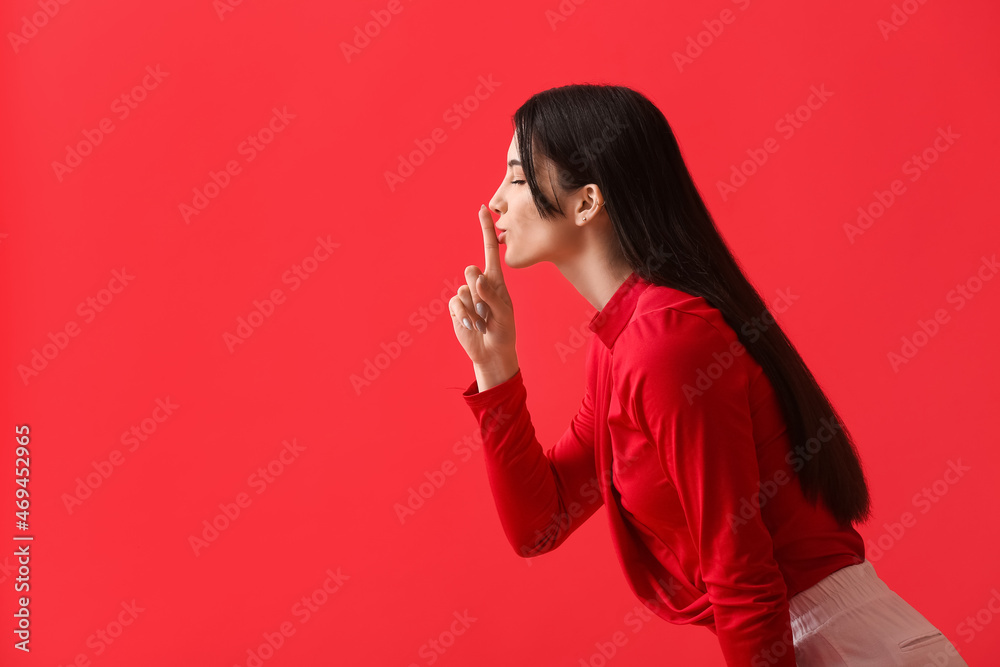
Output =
[{"x1": 510, "y1": 179, "x2": 526, "y2": 185}]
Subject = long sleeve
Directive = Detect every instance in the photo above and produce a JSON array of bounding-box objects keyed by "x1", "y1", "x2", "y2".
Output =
[
  {"x1": 462, "y1": 356, "x2": 604, "y2": 558},
  {"x1": 615, "y1": 310, "x2": 795, "y2": 667}
]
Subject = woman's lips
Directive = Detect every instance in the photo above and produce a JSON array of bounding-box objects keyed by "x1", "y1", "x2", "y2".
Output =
[{"x1": 497, "y1": 229, "x2": 507, "y2": 243}]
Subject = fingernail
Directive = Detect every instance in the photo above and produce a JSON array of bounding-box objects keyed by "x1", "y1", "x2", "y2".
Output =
[
  {"x1": 475, "y1": 319, "x2": 486, "y2": 333},
  {"x1": 462, "y1": 317, "x2": 473, "y2": 331},
  {"x1": 475, "y1": 302, "x2": 487, "y2": 318}
]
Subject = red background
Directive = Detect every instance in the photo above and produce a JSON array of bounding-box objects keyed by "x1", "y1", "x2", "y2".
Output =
[{"x1": 2, "y1": 0, "x2": 998, "y2": 665}]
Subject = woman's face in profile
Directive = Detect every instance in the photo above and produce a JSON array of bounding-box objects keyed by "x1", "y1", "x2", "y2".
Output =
[{"x1": 488, "y1": 133, "x2": 579, "y2": 269}]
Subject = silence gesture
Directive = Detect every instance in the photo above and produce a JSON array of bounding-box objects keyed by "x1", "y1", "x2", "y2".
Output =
[{"x1": 449, "y1": 205, "x2": 518, "y2": 374}]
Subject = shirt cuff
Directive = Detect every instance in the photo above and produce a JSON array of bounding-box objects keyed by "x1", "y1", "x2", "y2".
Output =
[{"x1": 462, "y1": 367, "x2": 524, "y2": 408}]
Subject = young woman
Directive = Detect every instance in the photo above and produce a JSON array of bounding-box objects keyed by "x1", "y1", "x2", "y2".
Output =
[{"x1": 448, "y1": 84, "x2": 967, "y2": 666}]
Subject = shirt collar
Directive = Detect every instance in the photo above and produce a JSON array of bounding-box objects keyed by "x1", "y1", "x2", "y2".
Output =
[{"x1": 588, "y1": 270, "x2": 651, "y2": 349}]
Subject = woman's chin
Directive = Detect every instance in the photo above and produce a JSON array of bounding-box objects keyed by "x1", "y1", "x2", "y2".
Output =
[
  {"x1": 501, "y1": 241, "x2": 545, "y2": 269},
  {"x1": 503, "y1": 252, "x2": 539, "y2": 270},
  {"x1": 502, "y1": 248, "x2": 522, "y2": 269}
]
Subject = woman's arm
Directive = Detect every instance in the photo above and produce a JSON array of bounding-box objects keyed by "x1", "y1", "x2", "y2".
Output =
[{"x1": 463, "y1": 346, "x2": 604, "y2": 558}]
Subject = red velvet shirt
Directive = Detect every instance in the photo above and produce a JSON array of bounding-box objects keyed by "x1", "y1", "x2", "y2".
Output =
[{"x1": 462, "y1": 271, "x2": 865, "y2": 666}]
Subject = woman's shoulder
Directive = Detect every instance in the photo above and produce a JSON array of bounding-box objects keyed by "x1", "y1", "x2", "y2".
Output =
[
  {"x1": 631, "y1": 284, "x2": 739, "y2": 347},
  {"x1": 614, "y1": 286, "x2": 753, "y2": 388}
]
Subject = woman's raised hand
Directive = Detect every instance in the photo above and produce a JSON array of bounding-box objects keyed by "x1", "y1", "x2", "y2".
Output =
[{"x1": 449, "y1": 205, "x2": 517, "y2": 372}]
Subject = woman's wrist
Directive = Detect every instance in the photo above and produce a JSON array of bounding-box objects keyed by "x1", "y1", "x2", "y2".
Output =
[{"x1": 473, "y1": 356, "x2": 520, "y2": 392}]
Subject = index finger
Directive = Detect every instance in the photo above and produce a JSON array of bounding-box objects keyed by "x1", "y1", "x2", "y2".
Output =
[{"x1": 479, "y1": 205, "x2": 503, "y2": 279}]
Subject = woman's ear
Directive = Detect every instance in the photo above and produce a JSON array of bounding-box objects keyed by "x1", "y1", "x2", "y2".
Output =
[{"x1": 578, "y1": 184, "x2": 605, "y2": 223}]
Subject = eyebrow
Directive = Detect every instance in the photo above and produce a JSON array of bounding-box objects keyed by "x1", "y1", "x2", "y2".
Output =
[{"x1": 508, "y1": 159, "x2": 522, "y2": 167}]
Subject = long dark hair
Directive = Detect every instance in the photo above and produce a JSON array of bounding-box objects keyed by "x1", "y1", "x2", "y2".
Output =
[{"x1": 513, "y1": 83, "x2": 872, "y2": 527}]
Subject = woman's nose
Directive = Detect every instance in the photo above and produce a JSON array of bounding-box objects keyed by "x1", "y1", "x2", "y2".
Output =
[{"x1": 488, "y1": 193, "x2": 503, "y2": 215}]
